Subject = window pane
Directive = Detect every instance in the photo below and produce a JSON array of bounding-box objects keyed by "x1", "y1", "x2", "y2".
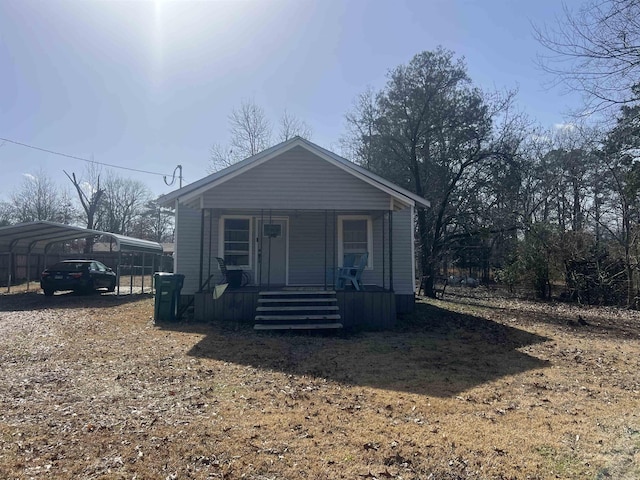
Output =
[
  {"x1": 225, "y1": 230, "x2": 249, "y2": 242},
  {"x1": 225, "y1": 219, "x2": 249, "y2": 230},
  {"x1": 225, "y1": 254, "x2": 249, "y2": 266},
  {"x1": 343, "y1": 219, "x2": 368, "y2": 254},
  {"x1": 224, "y1": 218, "x2": 250, "y2": 266}
]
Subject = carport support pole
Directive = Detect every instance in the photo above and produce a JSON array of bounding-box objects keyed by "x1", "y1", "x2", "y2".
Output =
[
  {"x1": 117, "y1": 251, "x2": 121, "y2": 296},
  {"x1": 141, "y1": 252, "x2": 145, "y2": 294},
  {"x1": 130, "y1": 252, "x2": 134, "y2": 295},
  {"x1": 6, "y1": 252, "x2": 11, "y2": 293},
  {"x1": 26, "y1": 252, "x2": 30, "y2": 292}
]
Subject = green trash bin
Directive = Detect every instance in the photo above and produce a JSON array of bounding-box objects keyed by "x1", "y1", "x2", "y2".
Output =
[{"x1": 154, "y1": 273, "x2": 185, "y2": 322}]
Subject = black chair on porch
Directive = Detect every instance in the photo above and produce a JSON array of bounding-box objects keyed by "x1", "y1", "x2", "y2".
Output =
[{"x1": 214, "y1": 257, "x2": 250, "y2": 289}]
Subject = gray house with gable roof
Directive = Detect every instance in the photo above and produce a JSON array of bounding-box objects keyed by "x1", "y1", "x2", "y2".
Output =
[{"x1": 159, "y1": 137, "x2": 429, "y2": 330}]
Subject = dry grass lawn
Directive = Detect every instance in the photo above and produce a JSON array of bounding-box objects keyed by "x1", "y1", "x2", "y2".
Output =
[{"x1": 0, "y1": 288, "x2": 639, "y2": 479}]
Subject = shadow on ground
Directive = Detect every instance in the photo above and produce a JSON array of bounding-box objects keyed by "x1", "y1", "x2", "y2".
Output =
[
  {"x1": 0, "y1": 290, "x2": 152, "y2": 312},
  {"x1": 160, "y1": 301, "x2": 550, "y2": 398},
  {"x1": 442, "y1": 288, "x2": 640, "y2": 341}
]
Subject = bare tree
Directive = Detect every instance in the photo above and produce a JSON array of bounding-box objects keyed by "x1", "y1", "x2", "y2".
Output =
[
  {"x1": 9, "y1": 169, "x2": 74, "y2": 223},
  {"x1": 229, "y1": 99, "x2": 272, "y2": 158},
  {"x1": 65, "y1": 163, "x2": 104, "y2": 252},
  {"x1": 340, "y1": 86, "x2": 379, "y2": 168},
  {"x1": 208, "y1": 99, "x2": 272, "y2": 173},
  {"x1": 130, "y1": 199, "x2": 175, "y2": 243},
  {"x1": 97, "y1": 172, "x2": 151, "y2": 235},
  {"x1": 209, "y1": 143, "x2": 237, "y2": 172},
  {"x1": 535, "y1": 0, "x2": 640, "y2": 112},
  {"x1": 208, "y1": 101, "x2": 317, "y2": 173},
  {"x1": 0, "y1": 201, "x2": 13, "y2": 226},
  {"x1": 278, "y1": 109, "x2": 313, "y2": 142}
]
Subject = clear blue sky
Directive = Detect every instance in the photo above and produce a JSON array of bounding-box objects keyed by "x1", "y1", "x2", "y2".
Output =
[{"x1": 0, "y1": 0, "x2": 581, "y2": 202}]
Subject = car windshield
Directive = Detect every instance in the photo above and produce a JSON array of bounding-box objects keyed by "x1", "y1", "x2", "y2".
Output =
[{"x1": 49, "y1": 262, "x2": 90, "y2": 272}]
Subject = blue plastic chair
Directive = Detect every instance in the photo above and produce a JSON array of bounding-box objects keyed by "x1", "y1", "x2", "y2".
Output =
[{"x1": 336, "y1": 252, "x2": 368, "y2": 291}]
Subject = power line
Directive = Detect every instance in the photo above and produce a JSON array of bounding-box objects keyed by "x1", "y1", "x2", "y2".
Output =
[{"x1": 0, "y1": 137, "x2": 174, "y2": 177}]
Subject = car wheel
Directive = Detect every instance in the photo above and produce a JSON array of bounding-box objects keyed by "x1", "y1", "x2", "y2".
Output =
[
  {"x1": 107, "y1": 280, "x2": 116, "y2": 292},
  {"x1": 44, "y1": 289, "x2": 54, "y2": 297}
]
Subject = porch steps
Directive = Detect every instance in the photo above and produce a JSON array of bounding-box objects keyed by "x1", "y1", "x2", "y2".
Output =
[{"x1": 254, "y1": 290, "x2": 343, "y2": 330}]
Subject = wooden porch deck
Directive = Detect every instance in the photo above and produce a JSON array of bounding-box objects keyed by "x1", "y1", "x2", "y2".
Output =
[{"x1": 192, "y1": 285, "x2": 397, "y2": 330}]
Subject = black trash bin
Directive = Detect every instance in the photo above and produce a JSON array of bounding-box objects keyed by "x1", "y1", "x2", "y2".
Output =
[{"x1": 154, "y1": 273, "x2": 185, "y2": 322}]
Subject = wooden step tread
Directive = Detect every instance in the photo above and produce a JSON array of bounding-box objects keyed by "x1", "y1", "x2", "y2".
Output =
[
  {"x1": 256, "y1": 305, "x2": 339, "y2": 312},
  {"x1": 254, "y1": 323, "x2": 344, "y2": 330},
  {"x1": 259, "y1": 290, "x2": 336, "y2": 296},
  {"x1": 255, "y1": 314, "x2": 341, "y2": 321},
  {"x1": 258, "y1": 297, "x2": 337, "y2": 303}
]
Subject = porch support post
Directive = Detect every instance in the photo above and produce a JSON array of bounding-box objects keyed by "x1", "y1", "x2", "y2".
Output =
[
  {"x1": 389, "y1": 209, "x2": 394, "y2": 291},
  {"x1": 207, "y1": 209, "x2": 213, "y2": 286},
  {"x1": 259, "y1": 209, "x2": 264, "y2": 286},
  {"x1": 324, "y1": 209, "x2": 327, "y2": 290},
  {"x1": 267, "y1": 209, "x2": 272, "y2": 289},
  {"x1": 141, "y1": 252, "x2": 145, "y2": 293},
  {"x1": 199, "y1": 208, "x2": 205, "y2": 290},
  {"x1": 382, "y1": 212, "x2": 386, "y2": 291},
  {"x1": 332, "y1": 210, "x2": 336, "y2": 289}
]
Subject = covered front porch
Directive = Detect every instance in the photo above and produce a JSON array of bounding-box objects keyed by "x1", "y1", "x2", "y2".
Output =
[{"x1": 189, "y1": 207, "x2": 407, "y2": 330}]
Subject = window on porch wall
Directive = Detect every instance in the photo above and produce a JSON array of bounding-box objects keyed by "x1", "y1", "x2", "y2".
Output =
[
  {"x1": 223, "y1": 218, "x2": 250, "y2": 267},
  {"x1": 338, "y1": 216, "x2": 373, "y2": 268}
]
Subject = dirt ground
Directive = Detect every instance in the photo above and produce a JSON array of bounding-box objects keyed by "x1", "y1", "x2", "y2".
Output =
[{"x1": 0, "y1": 288, "x2": 639, "y2": 479}]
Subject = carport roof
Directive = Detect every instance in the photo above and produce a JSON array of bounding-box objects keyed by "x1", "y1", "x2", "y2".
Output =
[{"x1": 0, "y1": 221, "x2": 163, "y2": 255}]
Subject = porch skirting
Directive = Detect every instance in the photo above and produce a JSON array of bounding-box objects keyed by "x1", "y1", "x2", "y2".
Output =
[{"x1": 190, "y1": 289, "x2": 409, "y2": 331}]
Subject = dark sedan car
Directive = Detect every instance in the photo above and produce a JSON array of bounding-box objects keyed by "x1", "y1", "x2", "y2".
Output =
[{"x1": 40, "y1": 260, "x2": 117, "y2": 296}]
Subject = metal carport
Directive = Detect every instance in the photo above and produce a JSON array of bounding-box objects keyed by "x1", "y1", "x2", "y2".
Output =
[{"x1": 0, "y1": 221, "x2": 164, "y2": 294}]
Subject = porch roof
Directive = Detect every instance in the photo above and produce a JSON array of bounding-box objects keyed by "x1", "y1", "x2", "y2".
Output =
[{"x1": 158, "y1": 137, "x2": 430, "y2": 210}]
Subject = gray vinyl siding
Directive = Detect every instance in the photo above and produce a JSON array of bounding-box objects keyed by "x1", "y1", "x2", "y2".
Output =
[
  {"x1": 175, "y1": 204, "x2": 202, "y2": 295},
  {"x1": 173, "y1": 148, "x2": 417, "y2": 294},
  {"x1": 391, "y1": 207, "x2": 415, "y2": 295},
  {"x1": 201, "y1": 146, "x2": 392, "y2": 211}
]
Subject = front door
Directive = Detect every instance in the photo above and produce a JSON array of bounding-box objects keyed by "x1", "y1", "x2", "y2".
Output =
[{"x1": 257, "y1": 218, "x2": 288, "y2": 286}]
